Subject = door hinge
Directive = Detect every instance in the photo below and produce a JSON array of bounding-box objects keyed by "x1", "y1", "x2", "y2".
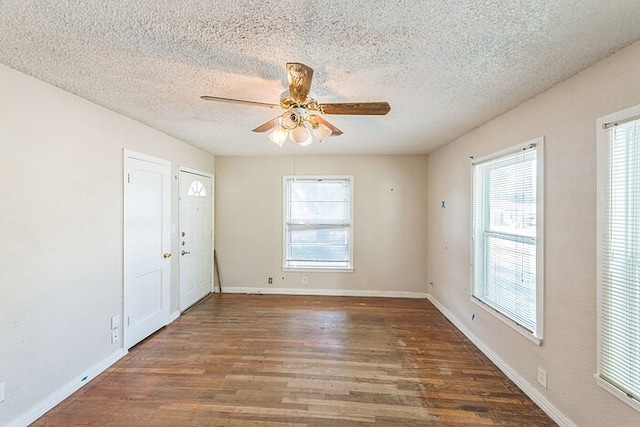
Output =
[
  {"x1": 127, "y1": 173, "x2": 130, "y2": 184},
  {"x1": 127, "y1": 316, "x2": 130, "y2": 327}
]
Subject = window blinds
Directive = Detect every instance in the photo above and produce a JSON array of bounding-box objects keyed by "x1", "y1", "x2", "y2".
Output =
[
  {"x1": 472, "y1": 146, "x2": 538, "y2": 333},
  {"x1": 600, "y1": 118, "x2": 640, "y2": 402}
]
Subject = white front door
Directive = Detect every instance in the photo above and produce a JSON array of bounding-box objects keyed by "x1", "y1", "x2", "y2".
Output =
[
  {"x1": 179, "y1": 170, "x2": 213, "y2": 311},
  {"x1": 124, "y1": 150, "x2": 171, "y2": 349}
]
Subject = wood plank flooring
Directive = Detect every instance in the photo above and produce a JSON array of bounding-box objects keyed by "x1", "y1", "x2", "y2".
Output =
[{"x1": 33, "y1": 295, "x2": 556, "y2": 426}]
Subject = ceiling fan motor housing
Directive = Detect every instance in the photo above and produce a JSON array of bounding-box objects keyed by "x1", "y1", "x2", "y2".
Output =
[
  {"x1": 281, "y1": 107, "x2": 309, "y2": 130},
  {"x1": 281, "y1": 110, "x2": 298, "y2": 130}
]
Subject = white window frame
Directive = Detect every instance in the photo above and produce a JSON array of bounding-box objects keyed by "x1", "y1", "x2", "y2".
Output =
[
  {"x1": 283, "y1": 175, "x2": 354, "y2": 272},
  {"x1": 470, "y1": 137, "x2": 545, "y2": 345},
  {"x1": 596, "y1": 104, "x2": 640, "y2": 412}
]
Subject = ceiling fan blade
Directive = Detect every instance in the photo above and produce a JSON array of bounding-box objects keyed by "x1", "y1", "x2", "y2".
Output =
[
  {"x1": 320, "y1": 102, "x2": 391, "y2": 115},
  {"x1": 286, "y1": 62, "x2": 314, "y2": 104},
  {"x1": 201, "y1": 95, "x2": 280, "y2": 109},
  {"x1": 252, "y1": 115, "x2": 281, "y2": 133},
  {"x1": 308, "y1": 115, "x2": 343, "y2": 136}
]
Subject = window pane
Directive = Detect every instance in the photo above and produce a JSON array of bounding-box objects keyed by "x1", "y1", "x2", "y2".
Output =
[
  {"x1": 488, "y1": 157, "x2": 536, "y2": 238},
  {"x1": 289, "y1": 245, "x2": 349, "y2": 262},
  {"x1": 290, "y1": 180, "x2": 348, "y2": 202},
  {"x1": 289, "y1": 201, "x2": 349, "y2": 224},
  {"x1": 187, "y1": 180, "x2": 207, "y2": 197},
  {"x1": 288, "y1": 226, "x2": 348, "y2": 245},
  {"x1": 483, "y1": 235, "x2": 536, "y2": 331}
]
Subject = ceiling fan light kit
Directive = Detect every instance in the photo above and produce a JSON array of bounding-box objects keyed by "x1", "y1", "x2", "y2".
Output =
[{"x1": 201, "y1": 62, "x2": 390, "y2": 147}]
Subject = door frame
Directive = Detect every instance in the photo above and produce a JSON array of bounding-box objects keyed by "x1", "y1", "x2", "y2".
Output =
[{"x1": 178, "y1": 166, "x2": 215, "y2": 308}]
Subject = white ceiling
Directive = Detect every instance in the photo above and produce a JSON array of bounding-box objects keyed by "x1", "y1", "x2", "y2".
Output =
[{"x1": 2, "y1": 1, "x2": 640, "y2": 156}]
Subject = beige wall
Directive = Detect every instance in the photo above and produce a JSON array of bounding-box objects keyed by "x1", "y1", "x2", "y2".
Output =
[
  {"x1": 0, "y1": 65, "x2": 214, "y2": 425},
  {"x1": 215, "y1": 155, "x2": 429, "y2": 295},
  {"x1": 427, "y1": 41, "x2": 640, "y2": 426}
]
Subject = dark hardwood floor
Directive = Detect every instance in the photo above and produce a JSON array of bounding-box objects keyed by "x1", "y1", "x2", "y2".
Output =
[{"x1": 33, "y1": 294, "x2": 556, "y2": 426}]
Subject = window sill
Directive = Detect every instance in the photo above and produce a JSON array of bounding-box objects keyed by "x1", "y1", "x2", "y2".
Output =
[
  {"x1": 283, "y1": 267, "x2": 354, "y2": 273},
  {"x1": 595, "y1": 375, "x2": 640, "y2": 413},
  {"x1": 471, "y1": 297, "x2": 543, "y2": 346}
]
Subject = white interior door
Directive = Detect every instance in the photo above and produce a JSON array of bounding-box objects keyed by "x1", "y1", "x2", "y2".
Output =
[
  {"x1": 124, "y1": 150, "x2": 171, "y2": 349},
  {"x1": 179, "y1": 170, "x2": 213, "y2": 311}
]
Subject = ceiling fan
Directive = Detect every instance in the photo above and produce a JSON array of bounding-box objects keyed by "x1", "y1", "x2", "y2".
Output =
[{"x1": 201, "y1": 62, "x2": 391, "y2": 146}]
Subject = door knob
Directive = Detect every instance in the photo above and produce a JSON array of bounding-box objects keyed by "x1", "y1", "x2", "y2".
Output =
[
  {"x1": 163, "y1": 253, "x2": 172, "y2": 258},
  {"x1": 181, "y1": 250, "x2": 191, "y2": 256}
]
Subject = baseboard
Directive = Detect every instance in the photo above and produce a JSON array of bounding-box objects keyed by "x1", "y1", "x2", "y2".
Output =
[
  {"x1": 169, "y1": 310, "x2": 181, "y2": 324},
  {"x1": 9, "y1": 348, "x2": 125, "y2": 427},
  {"x1": 426, "y1": 294, "x2": 576, "y2": 427},
  {"x1": 221, "y1": 286, "x2": 428, "y2": 299}
]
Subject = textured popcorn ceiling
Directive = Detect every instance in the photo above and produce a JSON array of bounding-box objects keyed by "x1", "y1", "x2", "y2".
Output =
[{"x1": 1, "y1": 1, "x2": 640, "y2": 156}]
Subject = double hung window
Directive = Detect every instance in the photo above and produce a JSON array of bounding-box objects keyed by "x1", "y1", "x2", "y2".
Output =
[
  {"x1": 597, "y1": 106, "x2": 640, "y2": 410},
  {"x1": 471, "y1": 139, "x2": 544, "y2": 340},
  {"x1": 283, "y1": 176, "x2": 353, "y2": 270}
]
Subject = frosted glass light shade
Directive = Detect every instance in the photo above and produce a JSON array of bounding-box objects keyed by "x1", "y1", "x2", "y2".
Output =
[
  {"x1": 269, "y1": 126, "x2": 289, "y2": 147},
  {"x1": 311, "y1": 122, "x2": 332, "y2": 142},
  {"x1": 297, "y1": 135, "x2": 313, "y2": 146},
  {"x1": 290, "y1": 125, "x2": 312, "y2": 146}
]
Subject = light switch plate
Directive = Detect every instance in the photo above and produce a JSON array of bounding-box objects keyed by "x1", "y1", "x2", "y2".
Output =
[{"x1": 111, "y1": 314, "x2": 120, "y2": 330}]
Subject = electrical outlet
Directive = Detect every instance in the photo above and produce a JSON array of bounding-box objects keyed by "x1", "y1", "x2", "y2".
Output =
[
  {"x1": 537, "y1": 367, "x2": 548, "y2": 389},
  {"x1": 268, "y1": 277, "x2": 273, "y2": 284},
  {"x1": 111, "y1": 328, "x2": 120, "y2": 344},
  {"x1": 302, "y1": 276, "x2": 308, "y2": 285},
  {"x1": 0, "y1": 381, "x2": 5, "y2": 403}
]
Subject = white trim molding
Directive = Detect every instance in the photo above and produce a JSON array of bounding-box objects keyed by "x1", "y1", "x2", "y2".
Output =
[
  {"x1": 9, "y1": 349, "x2": 125, "y2": 427},
  {"x1": 427, "y1": 293, "x2": 576, "y2": 427},
  {"x1": 221, "y1": 287, "x2": 428, "y2": 299},
  {"x1": 169, "y1": 310, "x2": 181, "y2": 323}
]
